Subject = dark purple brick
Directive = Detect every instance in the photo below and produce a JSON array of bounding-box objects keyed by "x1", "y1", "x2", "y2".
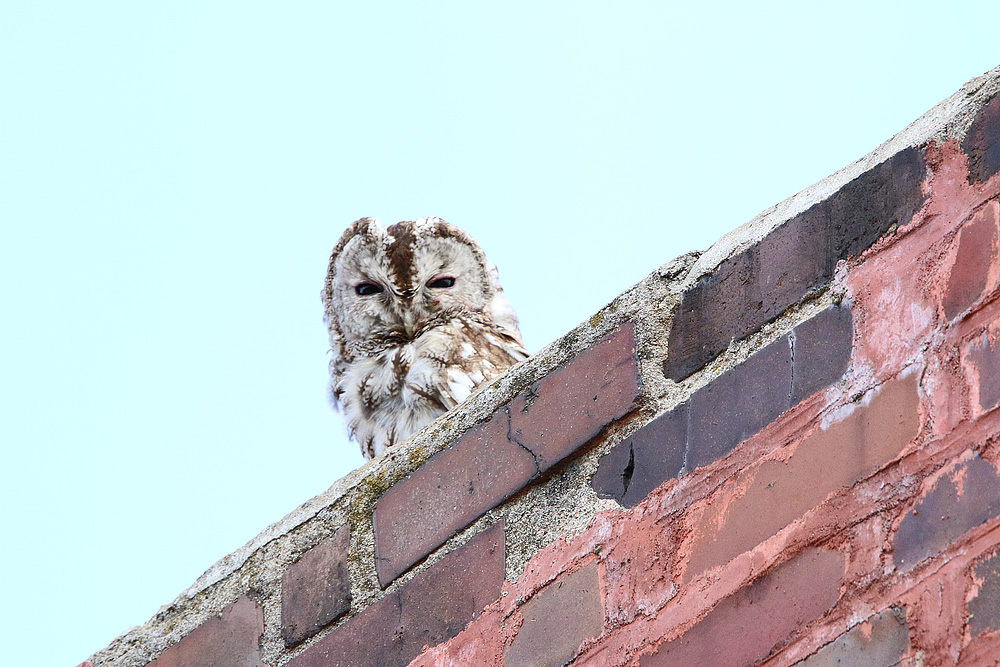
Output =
[
  {"x1": 824, "y1": 148, "x2": 926, "y2": 260},
  {"x1": 505, "y1": 563, "x2": 604, "y2": 667},
  {"x1": 287, "y1": 522, "x2": 505, "y2": 667},
  {"x1": 149, "y1": 596, "x2": 264, "y2": 667},
  {"x1": 944, "y1": 205, "x2": 998, "y2": 320},
  {"x1": 596, "y1": 300, "x2": 856, "y2": 508},
  {"x1": 968, "y1": 331, "x2": 1000, "y2": 412},
  {"x1": 791, "y1": 303, "x2": 853, "y2": 403},
  {"x1": 510, "y1": 324, "x2": 640, "y2": 471},
  {"x1": 592, "y1": 404, "x2": 687, "y2": 508},
  {"x1": 595, "y1": 304, "x2": 852, "y2": 507},
  {"x1": 962, "y1": 94, "x2": 1000, "y2": 184},
  {"x1": 791, "y1": 608, "x2": 908, "y2": 667},
  {"x1": 970, "y1": 550, "x2": 1000, "y2": 637},
  {"x1": 687, "y1": 334, "x2": 792, "y2": 470},
  {"x1": 642, "y1": 547, "x2": 844, "y2": 667},
  {"x1": 664, "y1": 148, "x2": 924, "y2": 381},
  {"x1": 894, "y1": 455, "x2": 1000, "y2": 571},
  {"x1": 663, "y1": 226, "x2": 819, "y2": 383},
  {"x1": 374, "y1": 410, "x2": 535, "y2": 586},
  {"x1": 281, "y1": 528, "x2": 352, "y2": 646}
]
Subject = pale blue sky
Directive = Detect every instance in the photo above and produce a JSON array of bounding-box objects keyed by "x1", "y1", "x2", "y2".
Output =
[{"x1": 2, "y1": 2, "x2": 998, "y2": 665}]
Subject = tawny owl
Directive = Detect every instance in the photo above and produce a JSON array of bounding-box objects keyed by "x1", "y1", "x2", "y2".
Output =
[{"x1": 322, "y1": 217, "x2": 529, "y2": 460}]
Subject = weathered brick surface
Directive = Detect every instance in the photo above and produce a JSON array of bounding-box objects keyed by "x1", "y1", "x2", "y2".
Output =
[
  {"x1": 944, "y1": 202, "x2": 999, "y2": 320},
  {"x1": 970, "y1": 549, "x2": 1000, "y2": 637},
  {"x1": 664, "y1": 149, "x2": 924, "y2": 381},
  {"x1": 149, "y1": 596, "x2": 264, "y2": 667},
  {"x1": 962, "y1": 93, "x2": 1000, "y2": 184},
  {"x1": 894, "y1": 455, "x2": 1000, "y2": 572},
  {"x1": 376, "y1": 324, "x2": 639, "y2": 586},
  {"x1": 641, "y1": 548, "x2": 844, "y2": 667},
  {"x1": 685, "y1": 374, "x2": 919, "y2": 578},
  {"x1": 791, "y1": 304, "x2": 853, "y2": 402},
  {"x1": 826, "y1": 148, "x2": 927, "y2": 259},
  {"x1": 663, "y1": 223, "x2": 821, "y2": 383},
  {"x1": 595, "y1": 304, "x2": 852, "y2": 508},
  {"x1": 75, "y1": 662, "x2": 94, "y2": 667},
  {"x1": 590, "y1": 405, "x2": 687, "y2": 508},
  {"x1": 790, "y1": 608, "x2": 909, "y2": 667},
  {"x1": 510, "y1": 324, "x2": 640, "y2": 471},
  {"x1": 281, "y1": 528, "x2": 352, "y2": 646},
  {"x1": 289, "y1": 521, "x2": 505, "y2": 667},
  {"x1": 374, "y1": 410, "x2": 533, "y2": 585},
  {"x1": 687, "y1": 334, "x2": 792, "y2": 469},
  {"x1": 967, "y1": 329, "x2": 1000, "y2": 412},
  {"x1": 504, "y1": 563, "x2": 604, "y2": 667},
  {"x1": 958, "y1": 632, "x2": 1000, "y2": 667}
]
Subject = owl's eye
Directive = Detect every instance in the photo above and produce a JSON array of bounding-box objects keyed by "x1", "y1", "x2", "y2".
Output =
[
  {"x1": 355, "y1": 282, "x2": 383, "y2": 296},
  {"x1": 427, "y1": 276, "x2": 456, "y2": 289}
]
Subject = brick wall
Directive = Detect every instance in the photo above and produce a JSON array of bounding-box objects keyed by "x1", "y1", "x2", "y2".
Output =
[{"x1": 86, "y1": 65, "x2": 1000, "y2": 667}]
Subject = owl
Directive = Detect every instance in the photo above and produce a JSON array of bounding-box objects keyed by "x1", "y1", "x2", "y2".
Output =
[{"x1": 322, "y1": 217, "x2": 530, "y2": 460}]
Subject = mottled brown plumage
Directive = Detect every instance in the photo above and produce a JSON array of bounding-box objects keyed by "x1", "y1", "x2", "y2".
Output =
[{"x1": 322, "y1": 217, "x2": 529, "y2": 459}]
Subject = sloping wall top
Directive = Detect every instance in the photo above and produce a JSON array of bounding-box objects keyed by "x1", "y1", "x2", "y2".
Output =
[{"x1": 86, "y1": 65, "x2": 1000, "y2": 667}]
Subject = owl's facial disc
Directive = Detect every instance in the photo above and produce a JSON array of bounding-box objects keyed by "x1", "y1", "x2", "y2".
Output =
[{"x1": 328, "y1": 217, "x2": 497, "y2": 348}]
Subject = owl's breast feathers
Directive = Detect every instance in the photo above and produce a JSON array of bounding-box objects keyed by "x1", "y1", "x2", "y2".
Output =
[{"x1": 334, "y1": 315, "x2": 528, "y2": 459}]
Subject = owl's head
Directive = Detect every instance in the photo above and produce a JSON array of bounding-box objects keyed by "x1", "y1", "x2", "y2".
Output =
[{"x1": 322, "y1": 217, "x2": 519, "y2": 353}]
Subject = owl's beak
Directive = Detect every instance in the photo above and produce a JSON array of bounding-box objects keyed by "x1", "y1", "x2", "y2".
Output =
[
  {"x1": 396, "y1": 290, "x2": 420, "y2": 338},
  {"x1": 403, "y1": 311, "x2": 417, "y2": 338}
]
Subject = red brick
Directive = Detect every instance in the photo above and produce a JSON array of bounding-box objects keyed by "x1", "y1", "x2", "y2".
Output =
[
  {"x1": 510, "y1": 324, "x2": 640, "y2": 471},
  {"x1": 967, "y1": 329, "x2": 1000, "y2": 412},
  {"x1": 962, "y1": 93, "x2": 1000, "y2": 184},
  {"x1": 958, "y1": 632, "x2": 1000, "y2": 667},
  {"x1": 376, "y1": 325, "x2": 639, "y2": 587},
  {"x1": 664, "y1": 148, "x2": 924, "y2": 381},
  {"x1": 289, "y1": 522, "x2": 505, "y2": 667},
  {"x1": 281, "y1": 528, "x2": 352, "y2": 646},
  {"x1": 943, "y1": 202, "x2": 999, "y2": 320},
  {"x1": 686, "y1": 374, "x2": 919, "y2": 579},
  {"x1": 505, "y1": 563, "x2": 604, "y2": 667},
  {"x1": 642, "y1": 547, "x2": 844, "y2": 667},
  {"x1": 396, "y1": 523, "x2": 505, "y2": 656},
  {"x1": 894, "y1": 455, "x2": 1000, "y2": 571},
  {"x1": 790, "y1": 607, "x2": 909, "y2": 666},
  {"x1": 592, "y1": 405, "x2": 687, "y2": 508},
  {"x1": 374, "y1": 410, "x2": 534, "y2": 586},
  {"x1": 149, "y1": 596, "x2": 264, "y2": 667},
  {"x1": 970, "y1": 549, "x2": 1000, "y2": 637},
  {"x1": 687, "y1": 334, "x2": 792, "y2": 470}
]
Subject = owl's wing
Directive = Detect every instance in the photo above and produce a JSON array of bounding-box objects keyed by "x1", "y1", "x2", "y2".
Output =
[
  {"x1": 326, "y1": 345, "x2": 351, "y2": 413},
  {"x1": 435, "y1": 323, "x2": 530, "y2": 408}
]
